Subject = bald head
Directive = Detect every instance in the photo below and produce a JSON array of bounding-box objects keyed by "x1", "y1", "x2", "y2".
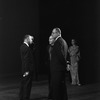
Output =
[
  {"x1": 24, "y1": 35, "x2": 34, "y2": 45},
  {"x1": 49, "y1": 35, "x2": 54, "y2": 45},
  {"x1": 51, "y1": 28, "x2": 61, "y2": 39}
]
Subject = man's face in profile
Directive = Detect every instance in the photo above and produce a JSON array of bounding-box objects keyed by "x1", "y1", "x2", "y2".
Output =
[
  {"x1": 49, "y1": 36, "x2": 54, "y2": 45},
  {"x1": 52, "y1": 29, "x2": 58, "y2": 39},
  {"x1": 28, "y1": 36, "x2": 34, "y2": 44},
  {"x1": 71, "y1": 39, "x2": 75, "y2": 45}
]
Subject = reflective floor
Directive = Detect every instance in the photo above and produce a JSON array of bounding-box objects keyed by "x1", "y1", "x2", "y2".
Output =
[{"x1": 0, "y1": 78, "x2": 100, "y2": 100}]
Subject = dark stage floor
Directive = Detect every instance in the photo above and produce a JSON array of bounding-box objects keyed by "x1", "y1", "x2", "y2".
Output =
[{"x1": 0, "y1": 75, "x2": 100, "y2": 100}]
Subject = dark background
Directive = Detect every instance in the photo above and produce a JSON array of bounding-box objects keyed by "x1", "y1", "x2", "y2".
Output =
[
  {"x1": 0, "y1": 0, "x2": 39, "y2": 80},
  {"x1": 0, "y1": 0, "x2": 100, "y2": 84},
  {"x1": 39, "y1": 0, "x2": 99, "y2": 84}
]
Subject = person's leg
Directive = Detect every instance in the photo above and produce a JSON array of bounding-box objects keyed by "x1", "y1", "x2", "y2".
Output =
[
  {"x1": 22, "y1": 73, "x2": 33, "y2": 100},
  {"x1": 19, "y1": 77, "x2": 24, "y2": 100},
  {"x1": 61, "y1": 71, "x2": 68, "y2": 100},
  {"x1": 70, "y1": 66, "x2": 76, "y2": 85},
  {"x1": 48, "y1": 80, "x2": 53, "y2": 99},
  {"x1": 51, "y1": 71, "x2": 62, "y2": 100},
  {"x1": 48, "y1": 68, "x2": 53, "y2": 99},
  {"x1": 76, "y1": 73, "x2": 80, "y2": 85},
  {"x1": 51, "y1": 71, "x2": 68, "y2": 100},
  {"x1": 76, "y1": 68, "x2": 81, "y2": 86}
]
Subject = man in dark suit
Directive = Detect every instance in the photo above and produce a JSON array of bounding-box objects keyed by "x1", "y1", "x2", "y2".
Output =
[
  {"x1": 19, "y1": 35, "x2": 35, "y2": 100},
  {"x1": 47, "y1": 36, "x2": 55, "y2": 99},
  {"x1": 50, "y1": 28, "x2": 68, "y2": 100}
]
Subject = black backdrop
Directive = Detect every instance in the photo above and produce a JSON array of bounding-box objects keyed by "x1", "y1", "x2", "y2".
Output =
[
  {"x1": 0, "y1": 0, "x2": 100, "y2": 84},
  {"x1": 0, "y1": 0, "x2": 39, "y2": 79},
  {"x1": 39, "y1": 0, "x2": 99, "y2": 84}
]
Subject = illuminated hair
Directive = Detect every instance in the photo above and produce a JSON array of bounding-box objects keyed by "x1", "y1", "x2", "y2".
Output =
[
  {"x1": 24, "y1": 34, "x2": 34, "y2": 41},
  {"x1": 72, "y1": 39, "x2": 76, "y2": 42},
  {"x1": 52, "y1": 27, "x2": 61, "y2": 36},
  {"x1": 72, "y1": 39, "x2": 77, "y2": 44},
  {"x1": 24, "y1": 35, "x2": 30, "y2": 40},
  {"x1": 49, "y1": 35, "x2": 53, "y2": 41}
]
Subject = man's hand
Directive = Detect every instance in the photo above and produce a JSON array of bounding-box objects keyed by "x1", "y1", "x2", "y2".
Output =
[
  {"x1": 23, "y1": 71, "x2": 29, "y2": 77},
  {"x1": 66, "y1": 64, "x2": 70, "y2": 71}
]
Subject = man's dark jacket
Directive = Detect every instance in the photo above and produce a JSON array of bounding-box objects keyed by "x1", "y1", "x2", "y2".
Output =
[
  {"x1": 20, "y1": 43, "x2": 34, "y2": 74},
  {"x1": 50, "y1": 37, "x2": 67, "y2": 71}
]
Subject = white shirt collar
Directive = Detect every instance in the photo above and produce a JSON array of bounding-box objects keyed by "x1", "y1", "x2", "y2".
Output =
[
  {"x1": 55, "y1": 35, "x2": 61, "y2": 41},
  {"x1": 24, "y1": 42, "x2": 29, "y2": 47}
]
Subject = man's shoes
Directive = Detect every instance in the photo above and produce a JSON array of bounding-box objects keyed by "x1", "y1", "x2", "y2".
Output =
[{"x1": 77, "y1": 83, "x2": 81, "y2": 86}]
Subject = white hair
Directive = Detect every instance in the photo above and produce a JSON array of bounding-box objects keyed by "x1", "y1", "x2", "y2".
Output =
[{"x1": 52, "y1": 27, "x2": 61, "y2": 36}]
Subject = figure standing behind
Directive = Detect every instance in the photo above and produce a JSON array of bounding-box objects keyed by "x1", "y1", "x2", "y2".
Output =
[
  {"x1": 68, "y1": 39, "x2": 81, "y2": 86},
  {"x1": 47, "y1": 35, "x2": 54, "y2": 99},
  {"x1": 19, "y1": 35, "x2": 35, "y2": 100},
  {"x1": 50, "y1": 28, "x2": 68, "y2": 100}
]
